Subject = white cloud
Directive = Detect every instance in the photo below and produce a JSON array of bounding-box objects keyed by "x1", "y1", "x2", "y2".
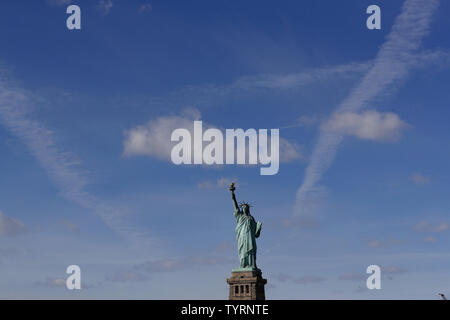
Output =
[
  {"x1": 411, "y1": 173, "x2": 430, "y2": 185},
  {"x1": 294, "y1": 0, "x2": 440, "y2": 216},
  {"x1": 123, "y1": 108, "x2": 201, "y2": 160},
  {"x1": 413, "y1": 221, "x2": 450, "y2": 233},
  {"x1": 0, "y1": 211, "x2": 25, "y2": 236},
  {"x1": 123, "y1": 108, "x2": 302, "y2": 163},
  {"x1": 322, "y1": 110, "x2": 409, "y2": 142}
]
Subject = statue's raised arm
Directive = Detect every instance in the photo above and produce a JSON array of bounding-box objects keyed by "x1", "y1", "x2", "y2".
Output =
[{"x1": 229, "y1": 183, "x2": 239, "y2": 213}]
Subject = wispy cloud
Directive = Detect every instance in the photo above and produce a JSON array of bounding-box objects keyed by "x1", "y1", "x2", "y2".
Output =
[
  {"x1": 381, "y1": 265, "x2": 407, "y2": 275},
  {"x1": 138, "y1": 4, "x2": 152, "y2": 14},
  {"x1": 135, "y1": 61, "x2": 372, "y2": 114},
  {"x1": 134, "y1": 255, "x2": 233, "y2": 273},
  {"x1": 367, "y1": 239, "x2": 405, "y2": 248},
  {"x1": 413, "y1": 221, "x2": 450, "y2": 233},
  {"x1": 230, "y1": 62, "x2": 371, "y2": 91},
  {"x1": 339, "y1": 266, "x2": 406, "y2": 284},
  {"x1": 60, "y1": 219, "x2": 79, "y2": 233},
  {"x1": 0, "y1": 73, "x2": 148, "y2": 243},
  {"x1": 294, "y1": 0, "x2": 441, "y2": 216},
  {"x1": 34, "y1": 277, "x2": 66, "y2": 288},
  {"x1": 272, "y1": 272, "x2": 326, "y2": 285},
  {"x1": 98, "y1": 0, "x2": 113, "y2": 16},
  {"x1": 34, "y1": 276, "x2": 97, "y2": 289},
  {"x1": 106, "y1": 271, "x2": 149, "y2": 283},
  {"x1": 0, "y1": 211, "x2": 25, "y2": 236},
  {"x1": 108, "y1": 255, "x2": 233, "y2": 282},
  {"x1": 131, "y1": 47, "x2": 448, "y2": 117},
  {"x1": 293, "y1": 275, "x2": 326, "y2": 285},
  {"x1": 0, "y1": 247, "x2": 30, "y2": 263},
  {"x1": 410, "y1": 173, "x2": 431, "y2": 185},
  {"x1": 424, "y1": 236, "x2": 437, "y2": 243},
  {"x1": 296, "y1": 114, "x2": 322, "y2": 128},
  {"x1": 338, "y1": 273, "x2": 366, "y2": 281}
]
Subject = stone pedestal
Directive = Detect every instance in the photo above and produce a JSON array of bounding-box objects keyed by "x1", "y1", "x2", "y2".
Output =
[{"x1": 226, "y1": 269, "x2": 267, "y2": 300}]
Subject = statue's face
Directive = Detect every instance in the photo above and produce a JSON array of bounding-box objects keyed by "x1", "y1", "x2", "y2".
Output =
[{"x1": 242, "y1": 204, "x2": 250, "y2": 215}]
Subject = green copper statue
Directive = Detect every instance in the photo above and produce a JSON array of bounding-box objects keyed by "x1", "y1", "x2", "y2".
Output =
[{"x1": 229, "y1": 183, "x2": 262, "y2": 271}]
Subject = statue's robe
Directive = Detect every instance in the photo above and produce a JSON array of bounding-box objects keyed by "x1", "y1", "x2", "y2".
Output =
[{"x1": 234, "y1": 208, "x2": 262, "y2": 268}]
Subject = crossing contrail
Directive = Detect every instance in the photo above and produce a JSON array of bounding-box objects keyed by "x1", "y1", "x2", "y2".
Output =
[{"x1": 294, "y1": 0, "x2": 440, "y2": 216}]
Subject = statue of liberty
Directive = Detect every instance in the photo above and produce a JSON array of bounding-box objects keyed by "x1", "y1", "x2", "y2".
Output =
[{"x1": 229, "y1": 183, "x2": 262, "y2": 271}]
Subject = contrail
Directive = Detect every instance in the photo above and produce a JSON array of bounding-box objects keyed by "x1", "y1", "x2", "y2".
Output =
[
  {"x1": 294, "y1": 0, "x2": 440, "y2": 216},
  {"x1": 0, "y1": 74, "x2": 151, "y2": 244}
]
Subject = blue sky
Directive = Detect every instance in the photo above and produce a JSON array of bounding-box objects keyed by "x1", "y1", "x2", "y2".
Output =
[{"x1": 0, "y1": 0, "x2": 450, "y2": 299}]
